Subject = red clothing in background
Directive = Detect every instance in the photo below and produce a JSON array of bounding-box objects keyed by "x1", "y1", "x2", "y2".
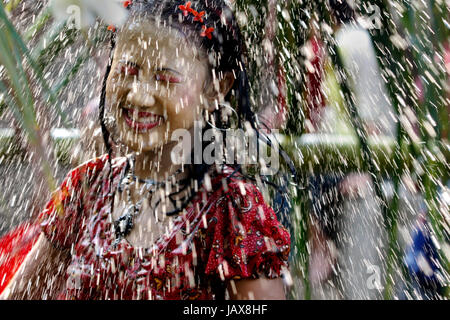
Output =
[{"x1": 305, "y1": 36, "x2": 327, "y2": 130}]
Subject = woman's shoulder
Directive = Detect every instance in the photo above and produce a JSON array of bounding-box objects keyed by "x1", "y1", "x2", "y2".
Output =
[
  {"x1": 208, "y1": 165, "x2": 272, "y2": 213},
  {"x1": 65, "y1": 154, "x2": 128, "y2": 184},
  {"x1": 210, "y1": 165, "x2": 261, "y2": 193},
  {"x1": 200, "y1": 167, "x2": 291, "y2": 280},
  {"x1": 71, "y1": 154, "x2": 127, "y2": 173}
]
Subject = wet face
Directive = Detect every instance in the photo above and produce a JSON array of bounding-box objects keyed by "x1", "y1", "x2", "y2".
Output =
[{"x1": 105, "y1": 18, "x2": 212, "y2": 152}]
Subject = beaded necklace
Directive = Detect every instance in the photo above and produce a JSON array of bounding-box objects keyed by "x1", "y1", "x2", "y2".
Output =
[{"x1": 113, "y1": 156, "x2": 188, "y2": 243}]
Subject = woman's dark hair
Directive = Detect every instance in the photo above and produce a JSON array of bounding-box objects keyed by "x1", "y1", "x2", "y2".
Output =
[
  {"x1": 329, "y1": 0, "x2": 356, "y2": 24},
  {"x1": 98, "y1": 0, "x2": 297, "y2": 217}
]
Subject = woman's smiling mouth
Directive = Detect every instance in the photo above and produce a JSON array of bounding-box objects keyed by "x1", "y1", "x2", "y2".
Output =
[{"x1": 122, "y1": 108, "x2": 165, "y2": 132}]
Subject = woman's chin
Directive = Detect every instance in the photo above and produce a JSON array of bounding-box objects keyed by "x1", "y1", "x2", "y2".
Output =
[
  {"x1": 116, "y1": 121, "x2": 167, "y2": 151},
  {"x1": 122, "y1": 132, "x2": 168, "y2": 153}
]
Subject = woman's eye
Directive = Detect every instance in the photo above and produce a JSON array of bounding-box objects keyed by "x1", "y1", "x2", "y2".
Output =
[
  {"x1": 155, "y1": 73, "x2": 182, "y2": 83},
  {"x1": 120, "y1": 64, "x2": 139, "y2": 76}
]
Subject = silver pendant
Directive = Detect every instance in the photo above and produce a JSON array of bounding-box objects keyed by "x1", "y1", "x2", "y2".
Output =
[{"x1": 114, "y1": 205, "x2": 137, "y2": 239}]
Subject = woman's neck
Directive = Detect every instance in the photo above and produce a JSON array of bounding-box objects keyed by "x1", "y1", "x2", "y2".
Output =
[
  {"x1": 131, "y1": 126, "x2": 195, "y2": 181},
  {"x1": 132, "y1": 141, "x2": 175, "y2": 181}
]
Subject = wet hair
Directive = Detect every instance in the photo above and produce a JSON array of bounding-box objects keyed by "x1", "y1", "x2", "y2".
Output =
[
  {"x1": 98, "y1": 0, "x2": 297, "y2": 217},
  {"x1": 329, "y1": 0, "x2": 355, "y2": 24}
]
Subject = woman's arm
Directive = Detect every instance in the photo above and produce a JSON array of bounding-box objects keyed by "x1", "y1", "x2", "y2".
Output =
[
  {"x1": 228, "y1": 277, "x2": 286, "y2": 300},
  {"x1": 0, "y1": 233, "x2": 71, "y2": 300}
]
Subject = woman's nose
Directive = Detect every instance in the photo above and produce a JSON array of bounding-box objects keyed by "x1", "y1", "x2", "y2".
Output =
[{"x1": 126, "y1": 82, "x2": 157, "y2": 108}]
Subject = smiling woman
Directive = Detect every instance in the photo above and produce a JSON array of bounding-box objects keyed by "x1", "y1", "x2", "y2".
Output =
[
  {"x1": 0, "y1": 0, "x2": 292, "y2": 301},
  {"x1": 106, "y1": 17, "x2": 211, "y2": 152}
]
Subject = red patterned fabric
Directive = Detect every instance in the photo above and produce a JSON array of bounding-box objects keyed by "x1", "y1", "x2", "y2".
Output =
[
  {"x1": 37, "y1": 155, "x2": 290, "y2": 300},
  {"x1": 0, "y1": 222, "x2": 41, "y2": 294}
]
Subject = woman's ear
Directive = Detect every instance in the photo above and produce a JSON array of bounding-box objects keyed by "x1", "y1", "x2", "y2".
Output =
[{"x1": 203, "y1": 71, "x2": 235, "y2": 111}]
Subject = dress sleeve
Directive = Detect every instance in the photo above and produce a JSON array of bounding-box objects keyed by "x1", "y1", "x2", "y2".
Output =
[
  {"x1": 203, "y1": 180, "x2": 291, "y2": 281},
  {"x1": 38, "y1": 166, "x2": 85, "y2": 250}
]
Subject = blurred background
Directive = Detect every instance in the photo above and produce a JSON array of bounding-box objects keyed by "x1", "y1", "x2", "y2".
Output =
[{"x1": 0, "y1": 0, "x2": 448, "y2": 299}]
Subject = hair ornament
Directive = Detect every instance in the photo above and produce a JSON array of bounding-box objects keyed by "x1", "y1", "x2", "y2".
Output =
[
  {"x1": 179, "y1": 1, "x2": 193, "y2": 16},
  {"x1": 193, "y1": 10, "x2": 205, "y2": 23},
  {"x1": 178, "y1": 2, "x2": 215, "y2": 39},
  {"x1": 200, "y1": 25, "x2": 214, "y2": 40},
  {"x1": 123, "y1": 0, "x2": 132, "y2": 8},
  {"x1": 107, "y1": 1, "x2": 215, "y2": 39}
]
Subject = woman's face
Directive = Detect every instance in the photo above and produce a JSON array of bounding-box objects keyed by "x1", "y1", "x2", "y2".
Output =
[{"x1": 105, "y1": 18, "x2": 211, "y2": 152}]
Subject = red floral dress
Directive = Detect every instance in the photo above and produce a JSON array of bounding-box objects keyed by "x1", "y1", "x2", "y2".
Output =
[{"x1": 39, "y1": 155, "x2": 291, "y2": 300}]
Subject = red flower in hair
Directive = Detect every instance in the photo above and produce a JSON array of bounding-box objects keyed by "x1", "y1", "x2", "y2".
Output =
[
  {"x1": 179, "y1": 1, "x2": 193, "y2": 16},
  {"x1": 200, "y1": 25, "x2": 214, "y2": 40},
  {"x1": 107, "y1": 25, "x2": 116, "y2": 32},
  {"x1": 123, "y1": 0, "x2": 132, "y2": 8},
  {"x1": 193, "y1": 10, "x2": 205, "y2": 23}
]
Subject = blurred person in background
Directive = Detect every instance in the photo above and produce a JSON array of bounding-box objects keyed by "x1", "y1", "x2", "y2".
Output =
[{"x1": 303, "y1": 0, "x2": 397, "y2": 299}]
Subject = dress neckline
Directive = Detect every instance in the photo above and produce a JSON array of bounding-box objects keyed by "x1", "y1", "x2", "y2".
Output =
[{"x1": 97, "y1": 156, "x2": 239, "y2": 256}]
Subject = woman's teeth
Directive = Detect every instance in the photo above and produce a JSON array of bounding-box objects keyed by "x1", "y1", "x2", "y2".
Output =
[
  {"x1": 122, "y1": 108, "x2": 163, "y2": 132},
  {"x1": 133, "y1": 115, "x2": 160, "y2": 123},
  {"x1": 125, "y1": 109, "x2": 162, "y2": 123}
]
